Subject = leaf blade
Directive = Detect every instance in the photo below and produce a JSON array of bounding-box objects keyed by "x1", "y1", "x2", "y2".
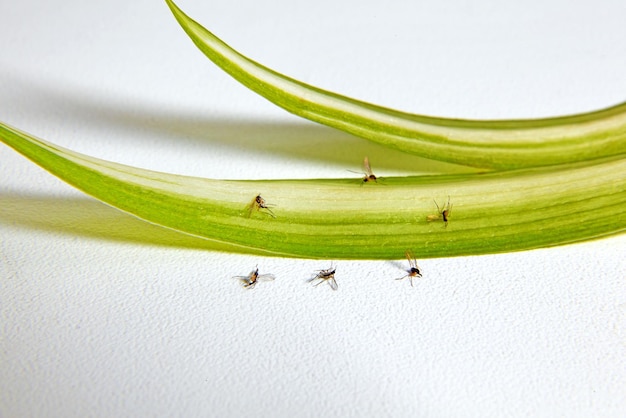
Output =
[
  {"x1": 2, "y1": 121, "x2": 624, "y2": 259},
  {"x1": 164, "y1": 0, "x2": 626, "y2": 170}
]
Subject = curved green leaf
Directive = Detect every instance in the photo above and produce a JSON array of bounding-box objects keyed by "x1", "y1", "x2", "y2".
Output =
[
  {"x1": 164, "y1": 0, "x2": 626, "y2": 170},
  {"x1": 2, "y1": 121, "x2": 624, "y2": 259}
]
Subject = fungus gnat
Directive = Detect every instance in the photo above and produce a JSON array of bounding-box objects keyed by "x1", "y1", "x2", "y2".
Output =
[
  {"x1": 427, "y1": 196, "x2": 452, "y2": 227},
  {"x1": 246, "y1": 194, "x2": 276, "y2": 218},
  {"x1": 309, "y1": 264, "x2": 338, "y2": 291},
  {"x1": 349, "y1": 157, "x2": 381, "y2": 185},
  {"x1": 395, "y1": 250, "x2": 423, "y2": 287},
  {"x1": 233, "y1": 265, "x2": 275, "y2": 289}
]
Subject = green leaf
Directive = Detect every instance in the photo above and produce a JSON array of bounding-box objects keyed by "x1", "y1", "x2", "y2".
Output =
[
  {"x1": 2, "y1": 121, "x2": 624, "y2": 259},
  {"x1": 164, "y1": 0, "x2": 626, "y2": 170}
]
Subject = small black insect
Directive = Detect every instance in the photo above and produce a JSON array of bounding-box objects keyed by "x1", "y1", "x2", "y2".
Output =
[
  {"x1": 309, "y1": 264, "x2": 338, "y2": 291},
  {"x1": 246, "y1": 194, "x2": 276, "y2": 218},
  {"x1": 395, "y1": 250, "x2": 423, "y2": 287},
  {"x1": 233, "y1": 266, "x2": 275, "y2": 289}
]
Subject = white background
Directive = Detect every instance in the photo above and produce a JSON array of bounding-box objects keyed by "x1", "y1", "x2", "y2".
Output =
[{"x1": 1, "y1": 0, "x2": 625, "y2": 416}]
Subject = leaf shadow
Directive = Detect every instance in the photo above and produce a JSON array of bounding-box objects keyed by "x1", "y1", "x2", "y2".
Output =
[
  {"x1": 0, "y1": 192, "x2": 271, "y2": 255},
  {"x1": 1, "y1": 73, "x2": 476, "y2": 174}
]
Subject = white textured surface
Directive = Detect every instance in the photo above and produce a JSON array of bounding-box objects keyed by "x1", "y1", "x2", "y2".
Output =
[{"x1": 1, "y1": 0, "x2": 626, "y2": 417}]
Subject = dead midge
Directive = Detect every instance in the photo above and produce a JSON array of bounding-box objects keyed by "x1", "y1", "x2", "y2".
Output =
[
  {"x1": 361, "y1": 156, "x2": 378, "y2": 183},
  {"x1": 427, "y1": 196, "x2": 452, "y2": 227},
  {"x1": 309, "y1": 264, "x2": 338, "y2": 291},
  {"x1": 232, "y1": 265, "x2": 275, "y2": 289},
  {"x1": 349, "y1": 156, "x2": 381, "y2": 185},
  {"x1": 246, "y1": 194, "x2": 276, "y2": 218},
  {"x1": 396, "y1": 250, "x2": 423, "y2": 287},
  {"x1": 227, "y1": 257, "x2": 431, "y2": 291}
]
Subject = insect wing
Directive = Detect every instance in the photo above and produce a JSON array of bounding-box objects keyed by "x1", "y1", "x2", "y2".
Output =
[
  {"x1": 426, "y1": 214, "x2": 441, "y2": 222},
  {"x1": 257, "y1": 273, "x2": 276, "y2": 282},
  {"x1": 405, "y1": 250, "x2": 417, "y2": 268},
  {"x1": 245, "y1": 195, "x2": 263, "y2": 217},
  {"x1": 232, "y1": 275, "x2": 253, "y2": 288},
  {"x1": 245, "y1": 199, "x2": 256, "y2": 217},
  {"x1": 328, "y1": 276, "x2": 338, "y2": 291},
  {"x1": 363, "y1": 156, "x2": 373, "y2": 176}
]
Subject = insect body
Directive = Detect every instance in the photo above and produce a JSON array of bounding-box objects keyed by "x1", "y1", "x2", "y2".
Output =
[
  {"x1": 233, "y1": 266, "x2": 275, "y2": 289},
  {"x1": 246, "y1": 194, "x2": 276, "y2": 218},
  {"x1": 309, "y1": 265, "x2": 338, "y2": 290},
  {"x1": 396, "y1": 251, "x2": 422, "y2": 287},
  {"x1": 427, "y1": 196, "x2": 452, "y2": 227}
]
